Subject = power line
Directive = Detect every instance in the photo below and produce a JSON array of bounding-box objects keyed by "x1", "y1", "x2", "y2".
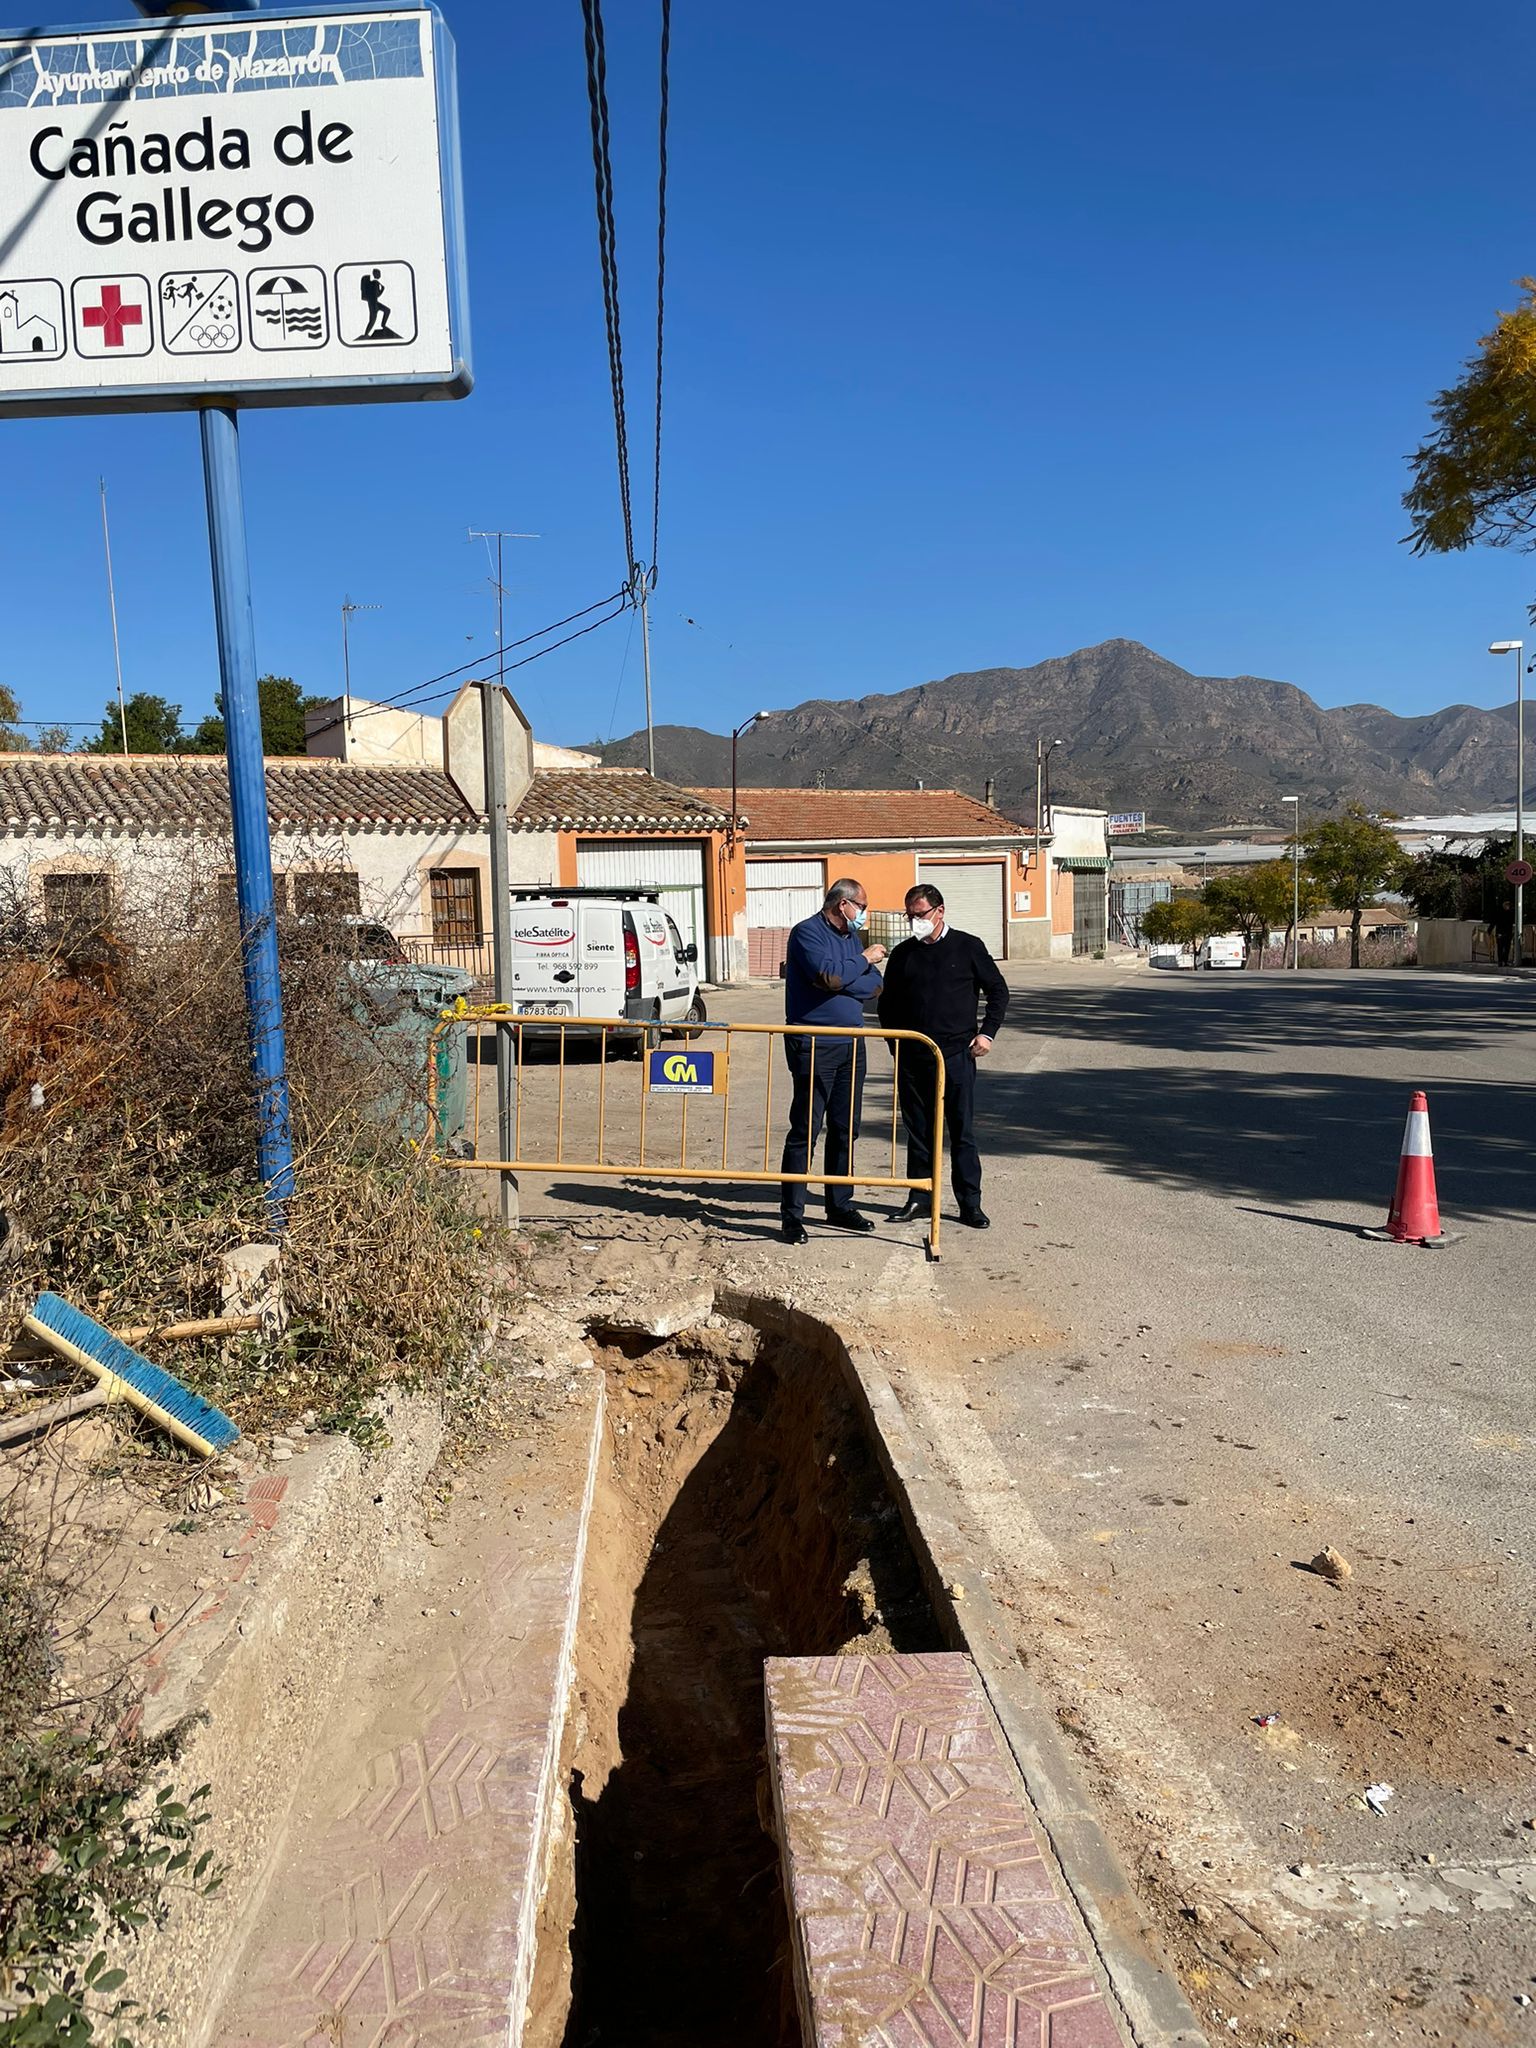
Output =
[
  {"x1": 367, "y1": 599, "x2": 632, "y2": 721},
  {"x1": 305, "y1": 587, "x2": 629, "y2": 740},
  {"x1": 580, "y1": 0, "x2": 635, "y2": 578},
  {"x1": 652, "y1": 0, "x2": 670, "y2": 572}
]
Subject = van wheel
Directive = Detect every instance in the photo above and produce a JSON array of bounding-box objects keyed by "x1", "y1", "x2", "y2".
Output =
[{"x1": 670, "y1": 993, "x2": 708, "y2": 1038}]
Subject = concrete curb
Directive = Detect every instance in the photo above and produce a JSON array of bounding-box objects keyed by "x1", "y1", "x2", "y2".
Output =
[
  {"x1": 117, "y1": 1392, "x2": 446, "y2": 2048},
  {"x1": 717, "y1": 1285, "x2": 1210, "y2": 2048}
]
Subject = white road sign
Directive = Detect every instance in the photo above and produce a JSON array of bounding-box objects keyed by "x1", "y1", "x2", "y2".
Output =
[{"x1": 0, "y1": 2, "x2": 470, "y2": 413}]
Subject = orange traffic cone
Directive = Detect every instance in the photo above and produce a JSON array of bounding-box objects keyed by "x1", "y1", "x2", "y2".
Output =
[{"x1": 1362, "y1": 1090, "x2": 1452, "y2": 1247}]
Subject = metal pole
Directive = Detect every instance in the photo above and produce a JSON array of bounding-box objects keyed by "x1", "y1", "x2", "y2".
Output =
[
  {"x1": 479, "y1": 675, "x2": 518, "y2": 1226},
  {"x1": 341, "y1": 596, "x2": 353, "y2": 761},
  {"x1": 1292, "y1": 827, "x2": 1300, "y2": 970},
  {"x1": 637, "y1": 563, "x2": 656, "y2": 776},
  {"x1": 1516, "y1": 651, "x2": 1525, "y2": 971},
  {"x1": 200, "y1": 406, "x2": 294, "y2": 1226},
  {"x1": 99, "y1": 480, "x2": 129, "y2": 756}
]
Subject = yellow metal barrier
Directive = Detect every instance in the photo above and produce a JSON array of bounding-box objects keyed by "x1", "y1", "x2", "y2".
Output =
[{"x1": 427, "y1": 1008, "x2": 948, "y2": 1258}]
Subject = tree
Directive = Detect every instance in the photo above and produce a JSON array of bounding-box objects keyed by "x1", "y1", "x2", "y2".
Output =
[
  {"x1": 34, "y1": 724, "x2": 71, "y2": 754},
  {"x1": 1402, "y1": 835, "x2": 1519, "y2": 934},
  {"x1": 1404, "y1": 280, "x2": 1536, "y2": 555},
  {"x1": 1199, "y1": 868, "x2": 1283, "y2": 964},
  {"x1": 83, "y1": 693, "x2": 183, "y2": 754},
  {"x1": 1302, "y1": 806, "x2": 1409, "y2": 967},
  {"x1": 1142, "y1": 896, "x2": 1219, "y2": 955},
  {"x1": 0, "y1": 684, "x2": 25, "y2": 751},
  {"x1": 186, "y1": 675, "x2": 325, "y2": 756}
]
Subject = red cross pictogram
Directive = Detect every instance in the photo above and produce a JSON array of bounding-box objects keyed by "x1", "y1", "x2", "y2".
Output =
[{"x1": 81, "y1": 284, "x2": 144, "y2": 348}]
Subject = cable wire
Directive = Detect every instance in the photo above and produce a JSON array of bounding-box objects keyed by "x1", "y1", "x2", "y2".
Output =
[
  {"x1": 580, "y1": 0, "x2": 636, "y2": 580},
  {"x1": 306, "y1": 587, "x2": 630, "y2": 740},
  {"x1": 651, "y1": 0, "x2": 670, "y2": 574}
]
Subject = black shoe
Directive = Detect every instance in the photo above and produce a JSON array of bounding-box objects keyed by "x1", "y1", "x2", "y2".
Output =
[
  {"x1": 958, "y1": 1206, "x2": 990, "y2": 1229},
  {"x1": 780, "y1": 1217, "x2": 809, "y2": 1245},
  {"x1": 825, "y1": 1207, "x2": 875, "y2": 1233},
  {"x1": 893, "y1": 1195, "x2": 926, "y2": 1222}
]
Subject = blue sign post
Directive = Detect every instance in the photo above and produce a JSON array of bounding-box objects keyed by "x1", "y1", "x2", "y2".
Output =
[
  {"x1": 199, "y1": 398, "x2": 294, "y2": 1213},
  {"x1": 0, "y1": 0, "x2": 471, "y2": 1227}
]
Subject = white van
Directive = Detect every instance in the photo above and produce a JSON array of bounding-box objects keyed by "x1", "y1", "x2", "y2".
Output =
[
  {"x1": 506, "y1": 889, "x2": 705, "y2": 1038},
  {"x1": 1198, "y1": 933, "x2": 1246, "y2": 971}
]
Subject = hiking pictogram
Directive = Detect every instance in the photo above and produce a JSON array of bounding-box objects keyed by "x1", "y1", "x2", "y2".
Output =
[{"x1": 336, "y1": 261, "x2": 417, "y2": 348}]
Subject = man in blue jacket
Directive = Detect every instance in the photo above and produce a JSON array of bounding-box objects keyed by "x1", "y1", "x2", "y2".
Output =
[{"x1": 779, "y1": 878, "x2": 887, "y2": 1244}]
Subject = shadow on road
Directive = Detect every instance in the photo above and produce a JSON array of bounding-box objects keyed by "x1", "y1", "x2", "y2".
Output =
[
  {"x1": 977, "y1": 1065, "x2": 1536, "y2": 1220},
  {"x1": 1022, "y1": 970, "x2": 1529, "y2": 1059}
]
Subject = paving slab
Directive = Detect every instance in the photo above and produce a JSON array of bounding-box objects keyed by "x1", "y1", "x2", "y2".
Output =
[
  {"x1": 766, "y1": 1652, "x2": 1126, "y2": 2048},
  {"x1": 212, "y1": 1370, "x2": 604, "y2": 2048}
]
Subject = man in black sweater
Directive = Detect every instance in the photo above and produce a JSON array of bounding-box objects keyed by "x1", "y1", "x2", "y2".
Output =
[{"x1": 876, "y1": 882, "x2": 1009, "y2": 1228}]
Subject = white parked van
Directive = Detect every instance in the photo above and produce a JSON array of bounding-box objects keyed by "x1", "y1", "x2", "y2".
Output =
[
  {"x1": 506, "y1": 889, "x2": 705, "y2": 1038},
  {"x1": 1198, "y1": 933, "x2": 1246, "y2": 971}
]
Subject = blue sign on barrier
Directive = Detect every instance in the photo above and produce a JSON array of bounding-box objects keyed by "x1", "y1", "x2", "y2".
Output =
[{"x1": 647, "y1": 1048, "x2": 715, "y2": 1094}]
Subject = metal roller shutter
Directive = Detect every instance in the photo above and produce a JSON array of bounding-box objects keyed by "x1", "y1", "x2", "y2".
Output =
[
  {"x1": 577, "y1": 840, "x2": 707, "y2": 958},
  {"x1": 916, "y1": 860, "x2": 1005, "y2": 957},
  {"x1": 745, "y1": 857, "x2": 824, "y2": 980}
]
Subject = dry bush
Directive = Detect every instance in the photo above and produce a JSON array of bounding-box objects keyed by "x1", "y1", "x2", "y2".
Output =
[
  {"x1": 0, "y1": 861, "x2": 509, "y2": 2042},
  {"x1": 0, "y1": 860, "x2": 503, "y2": 1439}
]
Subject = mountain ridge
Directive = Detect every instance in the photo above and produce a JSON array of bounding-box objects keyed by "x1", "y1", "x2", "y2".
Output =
[{"x1": 591, "y1": 640, "x2": 1523, "y2": 829}]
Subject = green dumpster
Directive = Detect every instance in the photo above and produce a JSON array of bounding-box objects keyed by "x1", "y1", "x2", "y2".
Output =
[{"x1": 344, "y1": 962, "x2": 472, "y2": 1146}]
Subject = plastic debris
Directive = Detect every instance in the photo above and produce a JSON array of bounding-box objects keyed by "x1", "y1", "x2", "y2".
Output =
[
  {"x1": 1310, "y1": 1545, "x2": 1353, "y2": 1583},
  {"x1": 1364, "y1": 1782, "x2": 1395, "y2": 1815},
  {"x1": 1254, "y1": 1713, "x2": 1282, "y2": 1729}
]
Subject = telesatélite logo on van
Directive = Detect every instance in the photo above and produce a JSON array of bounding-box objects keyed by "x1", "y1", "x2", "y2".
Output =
[
  {"x1": 647, "y1": 1048, "x2": 716, "y2": 1094},
  {"x1": 516, "y1": 924, "x2": 575, "y2": 946}
]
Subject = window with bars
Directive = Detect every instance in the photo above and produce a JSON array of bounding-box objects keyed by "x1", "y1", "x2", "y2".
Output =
[
  {"x1": 42, "y1": 872, "x2": 112, "y2": 935},
  {"x1": 429, "y1": 868, "x2": 482, "y2": 944}
]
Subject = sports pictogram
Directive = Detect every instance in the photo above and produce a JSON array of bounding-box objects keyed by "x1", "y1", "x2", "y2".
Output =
[
  {"x1": 71, "y1": 276, "x2": 153, "y2": 358},
  {"x1": 159, "y1": 271, "x2": 241, "y2": 354}
]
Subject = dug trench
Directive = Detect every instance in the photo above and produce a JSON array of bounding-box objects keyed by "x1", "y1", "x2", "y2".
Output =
[{"x1": 527, "y1": 1316, "x2": 945, "y2": 2048}]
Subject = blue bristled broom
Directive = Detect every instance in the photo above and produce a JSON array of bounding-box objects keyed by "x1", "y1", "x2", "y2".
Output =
[{"x1": 23, "y1": 1292, "x2": 241, "y2": 1459}]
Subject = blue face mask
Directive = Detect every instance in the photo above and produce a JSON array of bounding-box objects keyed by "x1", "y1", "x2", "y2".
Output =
[{"x1": 845, "y1": 905, "x2": 868, "y2": 932}]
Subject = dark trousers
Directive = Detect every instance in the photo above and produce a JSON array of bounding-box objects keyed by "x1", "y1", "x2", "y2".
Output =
[
  {"x1": 780, "y1": 1036, "x2": 866, "y2": 1218},
  {"x1": 896, "y1": 1045, "x2": 981, "y2": 1208}
]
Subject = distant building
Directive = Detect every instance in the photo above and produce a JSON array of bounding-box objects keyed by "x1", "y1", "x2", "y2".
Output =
[
  {"x1": 690, "y1": 785, "x2": 1110, "y2": 970},
  {"x1": 0, "y1": 687, "x2": 746, "y2": 983}
]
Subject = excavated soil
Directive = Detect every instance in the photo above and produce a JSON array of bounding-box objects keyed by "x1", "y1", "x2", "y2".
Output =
[{"x1": 528, "y1": 1317, "x2": 942, "y2": 2048}]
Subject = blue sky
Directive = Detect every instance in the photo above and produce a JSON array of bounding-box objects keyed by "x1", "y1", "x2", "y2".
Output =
[{"x1": 6, "y1": 0, "x2": 1536, "y2": 750}]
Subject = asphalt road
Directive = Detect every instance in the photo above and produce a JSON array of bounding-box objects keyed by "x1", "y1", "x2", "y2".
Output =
[
  {"x1": 877, "y1": 963, "x2": 1536, "y2": 2046},
  {"x1": 512, "y1": 962, "x2": 1536, "y2": 2044}
]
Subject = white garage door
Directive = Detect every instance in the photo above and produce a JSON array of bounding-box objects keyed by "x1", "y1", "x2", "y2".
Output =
[
  {"x1": 917, "y1": 860, "x2": 1005, "y2": 957},
  {"x1": 746, "y1": 858, "x2": 823, "y2": 930},
  {"x1": 577, "y1": 839, "x2": 706, "y2": 957}
]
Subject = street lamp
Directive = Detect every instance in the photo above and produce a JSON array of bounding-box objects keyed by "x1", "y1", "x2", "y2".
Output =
[
  {"x1": 1488, "y1": 640, "x2": 1525, "y2": 969},
  {"x1": 1282, "y1": 796, "x2": 1300, "y2": 970},
  {"x1": 729, "y1": 710, "x2": 771, "y2": 843}
]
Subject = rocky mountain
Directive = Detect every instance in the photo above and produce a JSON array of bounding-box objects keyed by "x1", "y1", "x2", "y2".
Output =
[{"x1": 594, "y1": 640, "x2": 1523, "y2": 831}]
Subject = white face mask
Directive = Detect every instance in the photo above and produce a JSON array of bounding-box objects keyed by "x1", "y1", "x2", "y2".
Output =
[{"x1": 909, "y1": 916, "x2": 936, "y2": 941}]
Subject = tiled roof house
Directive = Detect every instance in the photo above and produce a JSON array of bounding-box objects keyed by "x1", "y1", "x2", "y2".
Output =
[{"x1": 0, "y1": 686, "x2": 745, "y2": 979}]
